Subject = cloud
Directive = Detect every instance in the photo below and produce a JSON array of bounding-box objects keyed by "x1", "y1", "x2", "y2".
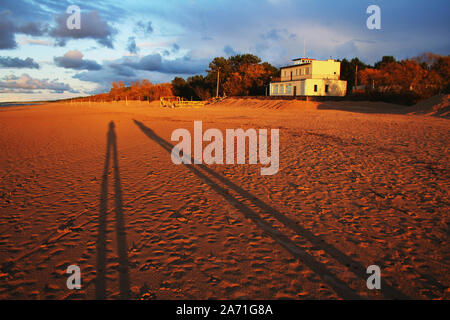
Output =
[
  {"x1": 49, "y1": 11, "x2": 117, "y2": 48},
  {"x1": 335, "y1": 40, "x2": 360, "y2": 60},
  {"x1": 224, "y1": 45, "x2": 237, "y2": 56},
  {"x1": 261, "y1": 29, "x2": 283, "y2": 41},
  {"x1": 54, "y1": 50, "x2": 102, "y2": 71},
  {"x1": 172, "y1": 43, "x2": 180, "y2": 53},
  {"x1": 16, "y1": 21, "x2": 48, "y2": 36},
  {"x1": 18, "y1": 38, "x2": 52, "y2": 46},
  {"x1": 109, "y1": 63, "x2": 136, "y2": 77},
  {"x1": 260, "y1": 28, "x2": 297, "y2": 44},
  {"x1": 0, "y1": 11, "x2": 48, "y2": 49},
  {"x1": 73, "y1": 64, "x2": 139, "y2": 89},
  {"x1": 0, "y1": 56, "x2": 40, "y2": 69},
  {"x1": 1, "y1": 0, "x2": 124, "y2": 21},
  {"x1": 72, "y1": 53, "x2": 208, "y2": 91},
  {"x1": 0, "y1": 88, "x2": 36, "y2": 94},
  {"x1": 127, "y1": 37, "x2": 139, "y2": 54},
  {"x1": 0, "y1": 74, "x2": 74, "y2": 93},
  {"x1": 125, "y1": 53, "x2": 208, "y2": 75},
  {"x1": 0, "y1": 15, "x2": 17, "y2": 49},
  {"x1": 134, "y1": 21, "x2": 154, "y2": 36}
]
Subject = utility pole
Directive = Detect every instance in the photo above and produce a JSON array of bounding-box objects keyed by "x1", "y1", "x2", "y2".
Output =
[
  {"x1": 355, "y1": 64, "x2": 358, "y2": 90},
  {"x1": 216, "y1": 67, "x2": 221, "y2": 98}
]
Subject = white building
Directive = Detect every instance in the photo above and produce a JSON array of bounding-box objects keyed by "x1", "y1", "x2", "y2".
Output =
[{"x1": 270, "y1": 58, "x2": 347, "y2": 97}]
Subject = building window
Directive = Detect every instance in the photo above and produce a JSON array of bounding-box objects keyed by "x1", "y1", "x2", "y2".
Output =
[
  {"x1": 306, "y1": 68, "x2": 309, "y2": 75},
  {"x1": 325, "y1": 85, "x2": 329, "y2": 93},
  {"x1": 280, "y1": 84, "x2": 284, "y2": 93},
  {"x1": 314, "y1": 84, "x2": 318, "y2": 92},
  {"x1": 286, "y1": 84, "x2": 292, "y2": 94},
  {"x1": 273, "y1": 85, "x2": 278, "y2": 94}
]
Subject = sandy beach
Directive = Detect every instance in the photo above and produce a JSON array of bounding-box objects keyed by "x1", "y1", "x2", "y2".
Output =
[{"x1": 0, "y1": 99, "x2": 448, "y2": 299}]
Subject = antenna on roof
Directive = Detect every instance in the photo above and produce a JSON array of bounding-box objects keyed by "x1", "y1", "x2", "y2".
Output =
[{"x1": 303, "y1": 39, "x2": 306, "y2": 58}]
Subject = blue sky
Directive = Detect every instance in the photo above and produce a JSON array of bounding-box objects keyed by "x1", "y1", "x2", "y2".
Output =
[{"x1": 0, "y1": 0, "x2": 449, "y2": 102}]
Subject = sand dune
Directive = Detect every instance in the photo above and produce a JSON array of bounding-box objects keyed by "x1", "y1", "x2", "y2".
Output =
[
  {"x1": 0, "y1": 100, "x2": 448, "y2": 299},
  {"x1": 408, "y1": 94, "x2": 450, "y2": 118},
  {"x1": 215, "y1": 95, "x2": 450, "y2": 118}
]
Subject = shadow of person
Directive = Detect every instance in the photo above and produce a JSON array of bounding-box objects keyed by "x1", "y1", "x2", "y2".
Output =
[{"x1": 96, "y1": 121, "x2": 130, "y2": 300}]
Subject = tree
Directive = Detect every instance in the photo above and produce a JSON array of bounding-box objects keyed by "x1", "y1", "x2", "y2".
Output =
[
  {"x1": 110, "y1": 81, "x2": 126, "y2": 101},
  {"x1": 172, "y1": 54, "x2": 279, "y2": 99},
  {"x1": 340, "y1": 58, "x2": 370, "y2": 92},
  {"x1": 358, "y1": 57, "x2": 446, "y2": 101},
  {"x1": 374, "y1": 56, "x2": 396, "y2": 69},
  {"x1": 207, "y1": 54, "x2": 278, "y2": 96},
  {"x1": 108, "y1": 80, "x2": 172, "y2": 102},
  {"x1": 430, "y1": 55, "x2": 450, "y2": 93}
]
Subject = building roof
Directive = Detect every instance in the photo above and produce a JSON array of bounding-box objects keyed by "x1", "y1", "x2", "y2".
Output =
[
  {"x1": 280, "y1": 62, "x2": 311, "y2": 70},
  {"x1": 292, "y1": 57, "x2": 316, "y2": 61}
]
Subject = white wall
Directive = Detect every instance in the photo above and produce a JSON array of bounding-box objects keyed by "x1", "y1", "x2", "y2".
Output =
[{"x1": 270, "y1": 79, "x2": 346, "y2": 97}]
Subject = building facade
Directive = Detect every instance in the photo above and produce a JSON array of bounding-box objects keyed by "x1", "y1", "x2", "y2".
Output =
[{"x1": 270, "y1": 58, "x2": 347, "y2": 97}]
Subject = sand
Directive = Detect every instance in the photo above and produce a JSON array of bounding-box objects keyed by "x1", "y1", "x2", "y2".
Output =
[
  {"x1": 0, "y1": 99, "x2": 448, "y2": 299},
  {"x1": 408, "y1": 94, "x2": 450, "y2": 118}
]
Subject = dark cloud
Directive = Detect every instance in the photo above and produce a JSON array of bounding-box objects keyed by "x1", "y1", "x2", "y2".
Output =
[
  {"x1": 125, "y1": 53, "x2": 207, "y2": 75},
  {"x1": 50, "y1": 11, "x2": 117, "y2": 48},
  {"x1": 0, "y1": 11, "x2": 47, "y2": 49},
  {"x1": 72, "y1": 53, "x2": 207, "y2": 90},
  {"x1": 261, "y1": 29, "x2": 282, "y2": 41},
  {"x1": 335, "y1": 40, "x2": 359, "y2": 60},
  {"x1": 261, "y1": 28, "x2": 296, "y2": 41},
  {"x1": 0, "y1": 73, "x2": 74, "y2": 93},
  {"x1": 54, "y1": 50, "x2": 102, "y2": 71},
  {"x1": 0, "y1": 56, "x2": 40, "y2": 69},
  {"x1": 127, "y1": 37, "x2": 139, "y2": 54},
  {"x1": 172, "y1": 43, "x2": 180, "y2": 53},
  {"x1": 109, "y1": 63, "x2": 136, "y2": 77},
  {"x1": 16, "y1": 21, "x2": 48, "y2": 36},
  {"x1": 224, "y1": 45, "x2": 237, "y2": 56},
  {"x1": 134, "y1": 21, "x2": 154, "y2": 36},
  {"x1": 73, "y1": 65, "x2": 138, "y2": 88},
  {"x1": 0, "y1": 14, "x2": 17, "y2": 49}
]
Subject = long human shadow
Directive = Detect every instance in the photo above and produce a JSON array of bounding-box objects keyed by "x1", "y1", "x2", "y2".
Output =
[
  {"x1": 133, "y1": 119, "x2": 409, "y2": 300},
  {"x1": 96, "y1": 121, "x2": 131, "y2": 300}
]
